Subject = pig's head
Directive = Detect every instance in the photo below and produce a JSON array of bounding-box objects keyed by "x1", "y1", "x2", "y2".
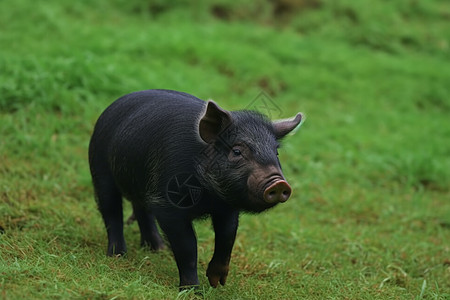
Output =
[{"x1": 196, "y1": 101, "x2": 303, "y2": 212}]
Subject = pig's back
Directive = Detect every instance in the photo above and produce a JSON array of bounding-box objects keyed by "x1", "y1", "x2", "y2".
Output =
[{"x1": 96, "y1": 89, "x2": 204, "y2": 136}]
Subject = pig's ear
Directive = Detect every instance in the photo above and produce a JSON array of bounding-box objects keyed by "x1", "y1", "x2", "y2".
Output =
[
  {"x1": 199, "y1": 100, "x2": 232, "y2": 143},
  {"x1": 273, "y1": 112, "x2": 304, "y2": 139}
]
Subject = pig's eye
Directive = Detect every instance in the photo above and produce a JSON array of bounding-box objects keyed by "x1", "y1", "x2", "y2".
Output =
[{"x1": 232, "y1": 148, "x2": 242, "y2": 156}]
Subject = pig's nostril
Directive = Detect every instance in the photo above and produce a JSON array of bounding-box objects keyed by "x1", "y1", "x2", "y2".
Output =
[{"x1": 280, "y1": 189, "x2": 291, "y2": 202}]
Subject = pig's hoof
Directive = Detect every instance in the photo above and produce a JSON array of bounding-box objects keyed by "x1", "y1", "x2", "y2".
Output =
[
  {"x1": 107, "y1": 250, "x2": 127, "y2": 258},
  {"x1": 107, "y1": 243, "x2": 127, "y2": 257},
  {"x1": 107, "y1": 252, "x2": 127, "y2": 258},
  {"x1": 141, "y1": 242, "x2": 166, "y2": 252},
  {"x1": 206, "y1": 262, "x2": 229, "y2": 287},
  {"x1": 152, "y1": 243, "x2": 166, "y2": 251},
  {"x1": 141, "y1": 238, "x2": 166, "y2": 252},
  {"x1": 178, "y1": 284, "x2": 200, "y2": 292}
]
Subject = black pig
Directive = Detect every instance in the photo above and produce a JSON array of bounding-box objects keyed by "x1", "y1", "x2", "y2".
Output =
[{"x1": 88, "y1": 89, "x2": 303, "y2": 288}]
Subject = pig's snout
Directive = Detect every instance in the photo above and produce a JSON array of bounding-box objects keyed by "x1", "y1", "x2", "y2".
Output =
[{"x1": 263, "y1": 180, "x2": 291, "y2": 204}]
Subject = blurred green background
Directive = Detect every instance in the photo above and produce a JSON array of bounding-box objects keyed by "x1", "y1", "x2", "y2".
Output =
[{"x1": 1, "y1": 0, "x2": 449, "y2": 299}]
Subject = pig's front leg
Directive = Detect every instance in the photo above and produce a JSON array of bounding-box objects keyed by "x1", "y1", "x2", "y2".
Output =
[
  {"x1": 207, "y1": 210, "x2": 239, "y2": 287},
  {"x1": 158, "y1": 218, "x2": 199, "y2": 289}
]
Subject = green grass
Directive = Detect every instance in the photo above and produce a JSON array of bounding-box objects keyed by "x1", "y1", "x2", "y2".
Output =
[{"x1": 1, "y1": 0, "x2": 449, "y2": 299}]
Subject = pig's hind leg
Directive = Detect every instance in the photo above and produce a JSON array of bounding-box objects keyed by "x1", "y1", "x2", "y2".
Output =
[
  {"x1": 93, "y1": 172, "x2": 127, "y2": 256},
  {"x1": 131, "y1": 202, "x2": 165, "y2": 251}
]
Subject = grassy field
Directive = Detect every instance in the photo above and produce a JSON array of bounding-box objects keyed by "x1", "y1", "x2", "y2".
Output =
[{"x1": 1, "y1": 0, "x2": 449, "y2": 299}]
